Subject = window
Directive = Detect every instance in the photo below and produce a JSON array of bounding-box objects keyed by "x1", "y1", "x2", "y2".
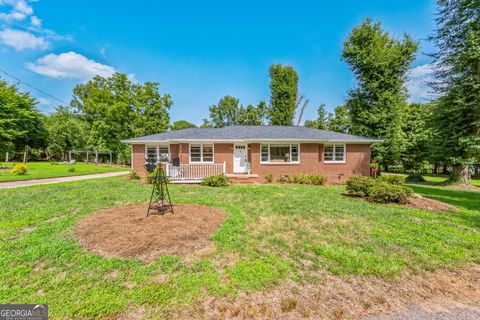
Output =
[
  {"x1": 260, "y1": 144, "x2": 300, "y2": 163},
  {"x1": 146, "y1": 146, "x2": 157, "y2": 162},
  {"x1": 324, "y1": 144, "x2": 345, "y2": 163},
  {"x1": 190, "y1": 144, "x2": 214, "y2": 163},
  {"x1": 159, "y1": 146, "x2": 169, "y2": 162},
  {"x1": 145, "y1": 145, "x2": 169, "y2": 163}
]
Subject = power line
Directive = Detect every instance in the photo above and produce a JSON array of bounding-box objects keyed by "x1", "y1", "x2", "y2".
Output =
[{"x1": 0, "y1": 68, "x2": 69, "y2": 105}]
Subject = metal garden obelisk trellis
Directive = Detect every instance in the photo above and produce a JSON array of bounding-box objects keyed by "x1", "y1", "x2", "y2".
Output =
[{"x1": 146, "y1": 165, "x2": 174, "y2": 217}]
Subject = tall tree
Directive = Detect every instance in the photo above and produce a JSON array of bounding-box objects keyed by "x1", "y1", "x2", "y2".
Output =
[
  {"x1": 429, "y1": 0, "x2": 480, "y2": 184},
  {"x1": 303, "y1": 104, "x2": 329, "y2": 129},
  {"x1": 207, "y1": 96, "x2": 267, "y2": 127},
  {"x1": 208, "y1": 95, "x2": 241, "y2": 128},
  {"x1": 171, "y1": 120, "x2": 196, "y2": 131},
  {"x1": 328, "y1": 105, "x2": 350, "y2": 133},
  {"x1": 44, "y1": 107, "x2": 89, "y2": 160},
  {"x1": 342, "y1": 19, "x2": 417, "y2": 169},
  {"x1": 401, "y1": 102, "x2": 434, "y2": 170},
  {"x1": 0, "y1": 79, "x2": 46, "y2": 155},
  {"x1": 268, "y1": 64, "x2": 299, "y2": 125},
  {"x1": 71, "y1": 73, "x2": 172, "y2": 163}
]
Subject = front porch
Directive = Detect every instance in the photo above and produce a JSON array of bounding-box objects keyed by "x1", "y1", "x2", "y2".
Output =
[
  {"x1": 166, "y1": 162, "x2": 226, "y2": 183},
  {"x1": 164, "y1": 162, "x2": 259, "y2": 183}
]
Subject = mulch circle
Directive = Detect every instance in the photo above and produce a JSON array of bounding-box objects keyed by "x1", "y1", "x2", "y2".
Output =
[{"x1": 76, "y1": 204, "x2": 227, "y2": 262}]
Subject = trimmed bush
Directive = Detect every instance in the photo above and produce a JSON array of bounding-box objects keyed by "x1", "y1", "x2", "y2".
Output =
[
  {"x1": 369, "y1": 182, "x2": 413, "y2": 204},
  {"x1": 11, "y1": 163, "x2": 28, "y2": 175},
  {"x1": 201, "y1": 174, "x2": 230, "y2": 187},
  {"x1": 346, "y1": 175, "x2": 375, "y2": 196},
  {"x1": 264, "y1": 173, "x2": 274, "y2": 183},
  {"x1": 308, "y1": 175, "x2": 326, "y2": 185},
  {"x1": 405, "y1": 174, "x2": 426, "y2": 183},
  {"x1": 276, "y1": 174, "x2": 326, "y2": 185},
  {"x1": 378, "y1": 175, "x2": 405, "y2": 185}
]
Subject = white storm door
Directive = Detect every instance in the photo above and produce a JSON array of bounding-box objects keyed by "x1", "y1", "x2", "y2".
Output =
[{"x1": 233, "y1": 144, "x2": 247, "y2": 173}]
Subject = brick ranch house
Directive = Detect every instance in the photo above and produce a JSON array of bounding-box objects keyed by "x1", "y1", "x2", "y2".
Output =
[{"x1": 122, "y1": 125, "x2": 380, "y2": 183}]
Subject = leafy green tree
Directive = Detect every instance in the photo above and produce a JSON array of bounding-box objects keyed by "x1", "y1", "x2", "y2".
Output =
[
  {"x1": 238, "y1": 101, "x2": 268, "y2": 125},
  {"x1": 208, "y1": 95, "x2": 241, "y2": 128},
  {"x1": 303, "y1": 104, "x2": 328, "y2": 129},
  {"x1": 342, "y1": 19, "x2": 417, "y2": 169},
  {"x1": 429, "y1": 0, "x2": 480, "y2": 184},
  {"x1": 171, "y1": 120, "x2": 196, "y2": 131},
  {"x1": 44, "y1": 107, "x2": 89, "y2": 160},
  {"x1": 207, "y1": 96, "x2": 267, "y2": 127},
  {"x1": 71, "y1": 73, "x2": 172, "y2": 163},
  {"x1": 328, "y1": 105, "x2": 350, "y2": 133},
  {"x1": 0, "y1": 79, "x2": 46, "y2": 155},
  {"x1": 401, "y1": 102, "x2": 434, "y2": 170},
  {"x1": 268, "y1": 64, "x2": 299, "y2": 125}
]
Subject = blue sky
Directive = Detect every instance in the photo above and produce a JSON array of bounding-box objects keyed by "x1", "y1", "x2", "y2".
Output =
[{"x1": 0, "y1": 0, "x2": 437, "y2": 125}]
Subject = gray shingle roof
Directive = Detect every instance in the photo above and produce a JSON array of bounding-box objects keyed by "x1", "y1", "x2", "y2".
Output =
[{"x1": 122, "y1": 126, "x2": 381, "y2": 143}]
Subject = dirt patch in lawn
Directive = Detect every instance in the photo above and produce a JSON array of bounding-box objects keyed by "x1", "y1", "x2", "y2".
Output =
[
  {"x1": 76, "y1": 203, "x2": 227, "y2": 262},
  {"x1": 169, "y1": 265, "x2": 480, "y2": 319},
  {"x1": 405, "y1": 195, "x2": 458, "y2": 212}
]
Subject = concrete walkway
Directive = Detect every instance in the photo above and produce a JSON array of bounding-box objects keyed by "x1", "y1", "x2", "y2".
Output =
[{"x1": 0, "y1": 171, "x2": 129, "y2": 189}]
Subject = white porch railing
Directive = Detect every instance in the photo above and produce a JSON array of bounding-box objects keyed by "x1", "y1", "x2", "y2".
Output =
[{"x1": 166, "y1": 162, "x2": 226, "y2": 181}]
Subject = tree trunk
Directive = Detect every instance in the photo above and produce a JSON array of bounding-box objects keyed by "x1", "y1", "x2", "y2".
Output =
[
  {"x1": 433, "y1": 163, "x2": 438, "y2": 174},
  {"x1": 446, "y1": 164, "x2": 470, "y2": 185},
  {"x1": 384, "y1": 164, "x2": 389, "y2": 172}
]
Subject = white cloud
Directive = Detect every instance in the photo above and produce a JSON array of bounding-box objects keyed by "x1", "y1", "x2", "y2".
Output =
[
  {"x1": 0, "y1": 0, "x2": 32, "y2": 22},
  {"x1": 406, "y1": 63, "x2": 437, "y2": 102},
  {"x1": 26, "y1": 51, "x2": 117, "y2": 80},
  {"x1": 30, "y1": 15, "x2": 41, "y2": 27},
  {"x1": 0, "y1": 28, "x2": 48, "y2": 50},
  {"x1": 0, "y1": 0, "x2": 70, "y2": 50}
]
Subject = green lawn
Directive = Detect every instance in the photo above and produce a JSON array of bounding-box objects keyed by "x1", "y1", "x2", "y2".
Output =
[
  {"x1": 0, "y1": 162, "x2": 128, "y2": 182},
  {"x1": 395, "y1": 172, "x2": 480, "y2": 187},
  {"x1": 0, "y1": 178, "x2": 479, "y2": 318}
]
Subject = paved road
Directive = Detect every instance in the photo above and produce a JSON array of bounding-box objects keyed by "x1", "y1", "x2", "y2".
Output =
[
  {"x1": 367, "y1": 306, "x2": 480, "y2": 320},
  {"x1": 0, "y1": 171, "x2": 129, "y2": 189}
]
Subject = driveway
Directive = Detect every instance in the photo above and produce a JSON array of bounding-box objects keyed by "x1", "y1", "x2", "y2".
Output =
[{"x1": 0, "y1": 171, "x2": 129, "y2": 189}]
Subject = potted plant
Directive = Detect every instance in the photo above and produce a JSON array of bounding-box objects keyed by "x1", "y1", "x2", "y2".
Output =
[{"x1": 246, "y1": 162, "x2": 252, "y2": 174}]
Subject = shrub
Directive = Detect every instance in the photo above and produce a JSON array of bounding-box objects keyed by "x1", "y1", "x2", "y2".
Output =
[
  {"x1": 378, "y1": 175, "x2": 405, "y2": 185},
  {"x1": 264, "y1": 173, "x2": 274, "y2": 183},
  {"x1": 308, "y1": 175, "x2": 326, "y2": 185},
  {"x1": 277, "y1": 175, "x2": 289, "y2": 183},
  {"x1": 405, "y1": 174, "x2": 426, "y2": 183},
  {"x1": 201, "y1": 174, "x2": 230, "y2": 187},
  {"x1": 11, "y1": 163, "x2": 27, "y2": 175},
  {"x1": 68, "y1": 167, "x2": 76, "y2": 173},
  {"x1": 369, "y1": 182, "x2": 413, "y2": 204},
  {"x1": 346, "y1": 175, "x2": 375, "y2": 196},
  {"x1": 128, "y1": 170, "x2": 141, "y2": 180}
]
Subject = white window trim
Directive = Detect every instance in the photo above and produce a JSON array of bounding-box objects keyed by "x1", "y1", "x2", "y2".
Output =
[
  {"x1": 189, "y1": 143, "x2": 215, "y2": 164},
  {"x1": 145, "y1": 144, "x2": 170, "y2": 163},
  {"x1": 324, "y1": 143, "x2": 346, "y2": 164},
  {"x1": 260, "y1": 143, "x2": 300, "y2": 165}
]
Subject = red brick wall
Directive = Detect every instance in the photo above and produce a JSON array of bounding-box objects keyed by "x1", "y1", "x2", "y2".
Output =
[
  {"x1": 249, "y1": 143, "x2": 370, "y2": 183},
  {"x1": 131, "y1": 144, "x2": 146, "y2": 176},
  {"x1": 131, "y1": 142, "x2": 371, "y2": 182},
  {"x1": 212, "y1": 143, "x2": 234, "y2": 173}
]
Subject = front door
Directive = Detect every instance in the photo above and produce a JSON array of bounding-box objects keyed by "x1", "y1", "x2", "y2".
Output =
[{"x1": 233, "y1": 144, "x2": 248, "y2": 173}]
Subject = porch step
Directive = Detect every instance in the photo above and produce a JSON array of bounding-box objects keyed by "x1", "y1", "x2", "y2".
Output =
[{"x1": 227, "y1": 174, "x2": 260, "y2": 184}]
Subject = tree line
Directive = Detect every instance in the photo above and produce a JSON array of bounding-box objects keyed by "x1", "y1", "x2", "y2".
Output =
[{"x1": 1, "y1": 0, "x2": 478, "y2": 184}]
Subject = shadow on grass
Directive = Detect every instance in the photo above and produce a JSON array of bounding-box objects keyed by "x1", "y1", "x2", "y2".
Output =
[{"x1": 410, "y1": 184, "x2": 480, "y2": 212}]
